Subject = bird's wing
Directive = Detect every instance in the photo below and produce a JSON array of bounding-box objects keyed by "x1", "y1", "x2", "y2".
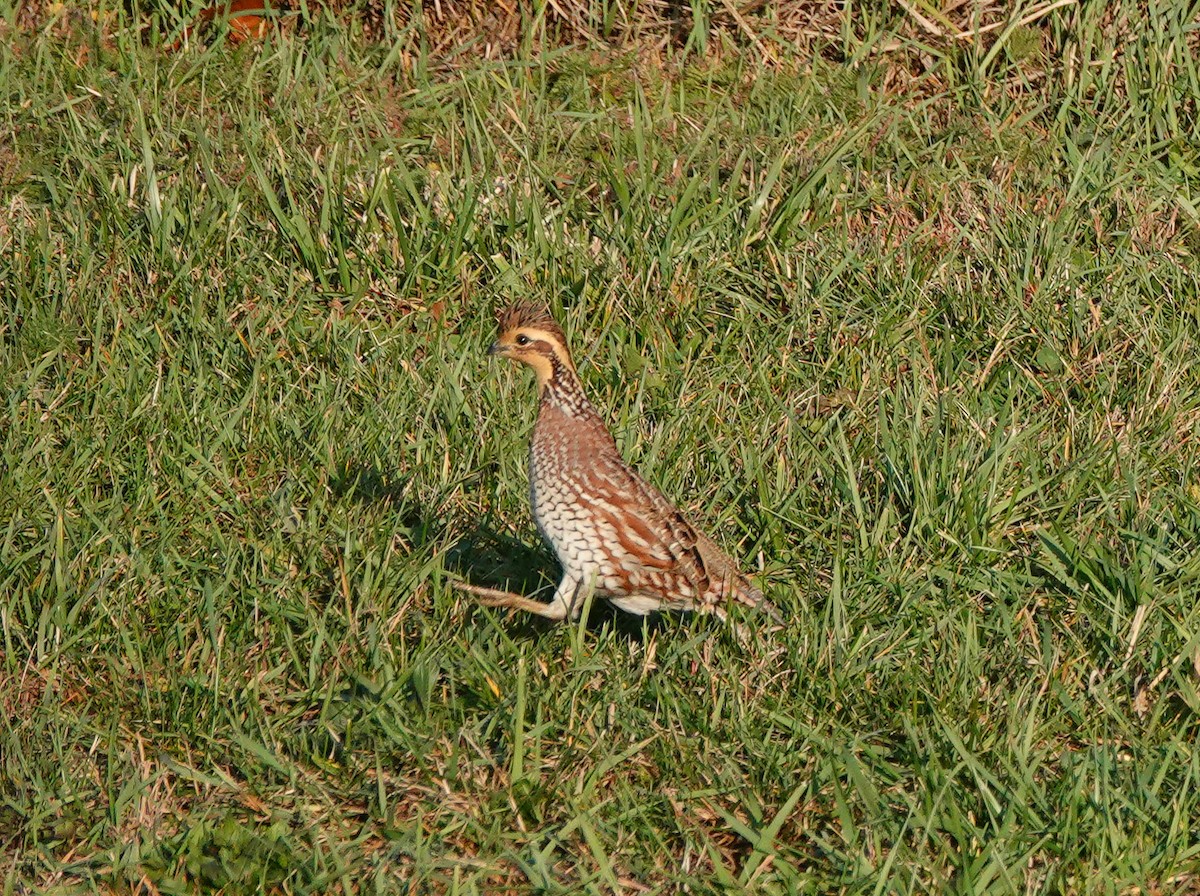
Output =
[{"x1": 584, "y1": 452, "x2": 762, "y2": 610}]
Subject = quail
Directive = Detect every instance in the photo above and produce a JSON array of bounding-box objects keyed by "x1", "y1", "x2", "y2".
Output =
[{"x1": 456, "y1": 302, "x2": 777, "y2": 625}]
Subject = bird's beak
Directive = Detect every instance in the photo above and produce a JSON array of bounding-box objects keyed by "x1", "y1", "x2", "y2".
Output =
[{"x1": 488, "y1": 340, "x2": 506, "y2": 357}]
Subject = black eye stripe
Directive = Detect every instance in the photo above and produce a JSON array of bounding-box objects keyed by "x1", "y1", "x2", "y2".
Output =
[{"x1": 508, "y1": 334, "x2": 558, "y2": 354}]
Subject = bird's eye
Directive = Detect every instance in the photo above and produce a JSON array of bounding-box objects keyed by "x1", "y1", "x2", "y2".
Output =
[{"x1": 515, "y1": 334, "x2": 530, "y2": 346}]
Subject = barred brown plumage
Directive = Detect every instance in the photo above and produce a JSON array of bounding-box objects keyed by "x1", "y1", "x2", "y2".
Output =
[{"x1": 455, "y1": 302, "x2": 779, "y2": 625}]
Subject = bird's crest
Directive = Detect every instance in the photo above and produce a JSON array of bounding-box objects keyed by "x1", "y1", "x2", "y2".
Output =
[{"x1": 496, "y1": 301, "x2": 566, "y2": 344}]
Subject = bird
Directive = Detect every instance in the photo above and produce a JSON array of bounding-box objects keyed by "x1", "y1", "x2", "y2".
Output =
[{"x1": 453, "y1": 301, "x2": 778, "y2": 627}]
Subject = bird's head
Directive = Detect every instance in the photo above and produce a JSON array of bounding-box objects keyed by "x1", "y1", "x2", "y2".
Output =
[{"x1": 490, "y1": 302, "x2": 576, "y2": 389}]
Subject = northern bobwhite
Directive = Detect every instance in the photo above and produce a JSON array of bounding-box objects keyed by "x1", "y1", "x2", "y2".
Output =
[{"x1": 457, "y1": 302, "x2": 777, "y2": 625}]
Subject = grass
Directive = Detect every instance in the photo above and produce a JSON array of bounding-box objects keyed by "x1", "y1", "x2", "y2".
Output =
[{"x1": 2, "y1": 1, "x2": 1200, "y2": 892}]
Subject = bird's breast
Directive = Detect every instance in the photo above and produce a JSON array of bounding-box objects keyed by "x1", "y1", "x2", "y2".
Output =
[{"x1": 528, "y1": 409, "x2": 623, "y2": 581}]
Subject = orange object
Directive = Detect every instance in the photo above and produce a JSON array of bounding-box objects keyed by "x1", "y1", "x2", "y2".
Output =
[
  {"x1": 222, "y1": 0, "x2": 272, "y2": 42},
  {"x1": 175, "y1": 0, "x2": 281, "y2": 47}
]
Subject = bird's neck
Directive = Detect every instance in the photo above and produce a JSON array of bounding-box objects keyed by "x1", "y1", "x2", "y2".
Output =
[{"x1": 538, "y1": 354, "x2": 594, "y2": 418}]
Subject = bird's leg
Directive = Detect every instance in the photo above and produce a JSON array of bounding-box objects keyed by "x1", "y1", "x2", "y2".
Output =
[
  {"x1": 451, "y1": 578, "x2": 572, "y2": 621},
  {"x1": 705, "y1": 603, "x2": 752, "y2": 645},
  {"x1": 560, "y1": 575, "x2": 588, "y2": 621}
]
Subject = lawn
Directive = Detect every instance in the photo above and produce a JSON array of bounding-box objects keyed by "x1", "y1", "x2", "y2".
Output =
[{"x1": 3, "y1": 1, "x2": 1200, "y2": 892}]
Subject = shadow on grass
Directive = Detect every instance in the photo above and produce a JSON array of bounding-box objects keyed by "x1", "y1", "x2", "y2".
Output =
[
  {"x1": 444, "y1": 523, "x2": 557, "y2": 596},
  {"x1": 330, "y1": 463, "x2": 418, "y2": 507}
]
